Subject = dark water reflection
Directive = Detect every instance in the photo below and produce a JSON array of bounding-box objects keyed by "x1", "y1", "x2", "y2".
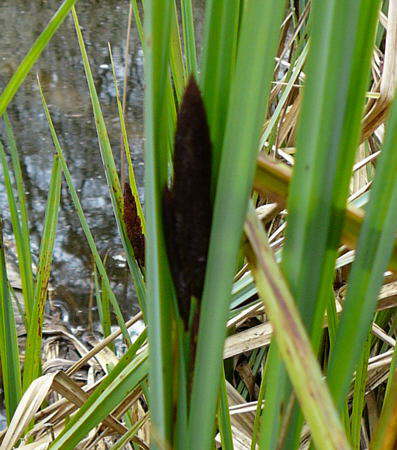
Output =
[{"x1": 0, "y1": 0, "x2": 204, "y2": 329}]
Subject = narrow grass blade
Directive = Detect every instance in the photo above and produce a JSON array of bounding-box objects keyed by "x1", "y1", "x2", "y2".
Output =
[
  {"x1": 218, "y1": 365, "x2": 234, "y2": 450},
  {"x1": 0, "y1": 219, "x2": 22, "y2": 423},
  {"x1": 110, "y1": 412, "x2": 149, "y2": 450},
  {"x1": 130, "y1": 0, "x2": 144, "y2": 45},
  {"x1": 180, "y1": 0, "x2": 197, "y2": 76},
  {"x1": 0, "y1": 139, "x2": 33, "y2": 320},
  {"x1": 327, "y1": 89, "x2": 397, "y2": 410},
  {"x1": 370, "y1": 367, "x2": 397, "y2": 450},
  {"x1": 72, "y1": 7, "x2": 146, "y2": 311},
  {"x1": 350, "y1": 334, "x2": 371, "y2": 449},
  {"x1": 23, "y1": 156, "x2": 61, "y2": 391},
  {"x1": 4, "y1": 115, "x2": 30, "y2": 249},
  {"x1": 200, "y1": 0, "x2": 240, "y2": 187},
  {"x1": 108, "y1": 43, "x2": 145, "y2": 233},
  {"x1": 189, "y1": 3, "x2": 285, "y2": 448},
  {"x1": 99, "y1": 264, "x2": 113, "y2": 347},
  {"x1": 37, "y1": 79, "x2": 132, "y2": 346},
  {"x1": 170, "y1": 1, "x2": 186, "y2": 102},
  {"x1": 174, "y1": 324, "x2": 189, "y2": 450},
  {"x1": 259, "y1": 44, "x2": 308, "y2": 150},
  {"x1": 244, "y1": 205, "x2": 349, "y2": 450},
  {"x1": 144, "y1": 0, "x2": 175, "y2": 447},
  {"x1": 4, "y1": 114, "x2": 34, "y2": 320},
  {"x1": 0, "y1": 0, "x2": 78, "y2": 116},
  {"x1": 256, "y1": 344, "x2": 288, "y2": 450}
]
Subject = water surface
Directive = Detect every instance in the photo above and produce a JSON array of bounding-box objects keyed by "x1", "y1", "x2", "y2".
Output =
[{"x1": 0, "y1": 0, "x2": 204, "y2": 329}]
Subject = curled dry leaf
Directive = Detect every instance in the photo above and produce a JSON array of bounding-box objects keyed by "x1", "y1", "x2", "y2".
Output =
[{"x1": 2, "y1": 373, "x2": 57, "y2": 449}]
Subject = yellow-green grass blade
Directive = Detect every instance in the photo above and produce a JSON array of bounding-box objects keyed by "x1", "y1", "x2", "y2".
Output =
[
  {"x1": 37, "y1": 80, "x2": 132, "y2": 346},
  {"x1": 50, "y1": 344, "x2": 148, "y2": 449},
  {"x1": 370, "y1": 366, "x2": 397, "y2": 450},
  {"x1": 110, "y1": 412, "x2": 149, "y2": 450},
  {"x1": 370, "y1": 343, "x2": 397, "y2": 449},
  {"x1": 384, "y1": 343, "x2": 397, "y2": 406},
  {"x1": 72, "y1": 7, "x2": 146, "y2": 312},
  {"x1": 0, "y1": 220, "x2": 22, "y2": 423},
  {"x1": 250, "y1": 353, "x2": 266, "y2": 450},
  {"x1": 93, "y1": 263, "x2": 114, "y2": 352},
  {"x1": 130, "y1": 0, "x2": 144, "y2": 45},
  {"x1": 22, "y1": 156, "x2": 61, "y2": 391},
  {"x1": 0, "y1": 139, "x2": 33, "y2": 321},
  {"x1": 144, "y1": 0, "x2": 176, "y2": 447},
  {"x1": 173, "y1": 322, "x2": 189, "y2": 450},
  {"x1": 170, "y1": 1, "x2": 186, "y2": 102},
  {"x1": 180, "y1": 0, "x2": 197, "y2": 76},
  {"x1": 244, "y1": 205, "x2": 349, "y2": 450},
  {"x1": 259, "y1": 43, "x2": 308, "y2": 150},
  {"x1": 327, "y1": 91, "x2": 397, "y2": 410},
  {"x1": 4, "y1": 114, "x2": 34, "y2": 321},
  {"x1": 189, "y1": 2, "x2": 285, "y2": 448},
  {"x1": 108, "y1": 43, "x2": 145, "y2": 234},
  {"x1": 349, "y1": 334, "x2": 371, "y2": 449},
  {"x1": 99, "y1": 264, "x2": 113, "y2": 349},
  {"x1": 200, "y1": 0, "x2": 240, "y2": 189},
  {"x1": 0, "y1": 0, "x2": 78, "y2": 116},
  {"x1": 256, "y1": 343, "x2": 288, "y2": 450}
]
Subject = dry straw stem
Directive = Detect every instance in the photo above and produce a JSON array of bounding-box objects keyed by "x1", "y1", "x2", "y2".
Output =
[
  {"x1": 66, "y1": 311, "x2": 144, "y2": 376},
  {"x1": 254, "y1": 155, "x2": 397, "y2": 273},
  {"x1": 244, "y1": 205, "x2": 349, "y2": 450},
  {"x1": 361, "y1": 0, "x2": 397, "y2": 141}
]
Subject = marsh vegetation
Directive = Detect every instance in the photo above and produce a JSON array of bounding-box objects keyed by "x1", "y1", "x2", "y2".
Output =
[{"x1": 1, "y1": 1, "x2": 397, "y2": 449}]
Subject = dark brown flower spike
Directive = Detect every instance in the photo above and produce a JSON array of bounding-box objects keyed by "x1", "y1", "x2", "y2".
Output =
[
  {"x1": 163, "y1": 75, "x2": 212, "y2": 329},
  {"x1": 123, "y1": 182, "x2": 145, "y2": 271}
]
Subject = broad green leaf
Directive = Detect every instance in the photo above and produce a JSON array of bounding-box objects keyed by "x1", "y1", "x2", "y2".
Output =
[
  {"x1": 189, "y1": 2, "x2": 284, "y2": 448},
  {"x1": 144, "y1": 0, "x2": 175, "y2": 447},
  {"x1": 200, "y1": 0, "x2": 240, "y2": 189},
  {"x1": 327, "y1": 84, "x2": 397, "y2": 410}
]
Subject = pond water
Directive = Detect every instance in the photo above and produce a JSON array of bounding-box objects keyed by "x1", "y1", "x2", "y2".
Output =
[{"x1": 0, "y1": 0, "x2": 204, "y2": 330}]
